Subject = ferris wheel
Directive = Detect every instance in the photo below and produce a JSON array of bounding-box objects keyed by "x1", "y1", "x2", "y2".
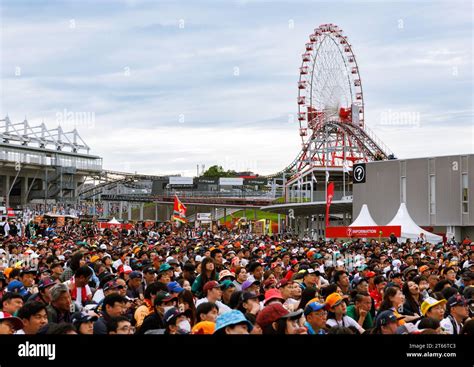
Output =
[{"x1": 296, "y1": 23, "x2": 389, "y2": 171}]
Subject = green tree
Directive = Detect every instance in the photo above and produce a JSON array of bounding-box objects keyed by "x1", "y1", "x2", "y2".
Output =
[{"x1": 200, "y1": 165, "x2": 237, "y2": 177}]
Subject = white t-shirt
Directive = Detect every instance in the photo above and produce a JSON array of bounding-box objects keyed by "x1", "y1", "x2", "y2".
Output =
[
  {"x1": 195, "y1": 297, "x2": 232, "y2": 314},
  {"x1": 327, "y1": 316, "x2": 365, "y2": 334},
  {"x1": 440, "y1": 316, "x2": 462, "y2": 335},
  {"x1": 92, "y1": 288, "x2": 105, "y2": 304}
]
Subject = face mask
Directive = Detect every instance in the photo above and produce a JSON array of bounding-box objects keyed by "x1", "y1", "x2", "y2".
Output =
[
  {"x1": 162, "y1": 306, "x2": 173, "y2": 314},
  {"x1": 177, "y1": 320, "x2": 191, "y2": 333}
]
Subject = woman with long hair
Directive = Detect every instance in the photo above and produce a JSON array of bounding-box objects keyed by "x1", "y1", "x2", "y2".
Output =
[
  {"x1": 178, "y1": 289, "x2": 197, "y2": 326},
  {"x1": 191, "y1": 257, "x2": 217, "y2": 298},
  {"x1": 379, "y1": 286, "x2": 406, "y2": 326},
  {"x1": 401, "y1": 281, "x2": 423, "y2": 323}
]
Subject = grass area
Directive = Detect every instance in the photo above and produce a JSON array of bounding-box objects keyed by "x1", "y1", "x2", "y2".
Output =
[
  {"x1": 219, "y1": 209, "x2": 284, "y2": 223},
  {"x1": 272, "y1": 197, "x2": 312, "y2": 204}
]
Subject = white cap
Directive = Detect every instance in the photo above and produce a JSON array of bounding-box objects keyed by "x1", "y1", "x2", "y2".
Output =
[
  {"x1": 100, "y1": 244, "x2": 108, "y2": 250},
  {"x1": 195, "y1": 255, "x2": 203, "y2": 262}
]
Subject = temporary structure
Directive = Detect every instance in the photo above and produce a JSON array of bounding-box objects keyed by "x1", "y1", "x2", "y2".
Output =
[
  {"x1": 108, "y1": 217, "x2": 120, "y2": 224},
  {"x1": 349, "y1": 204, "x2": 378, "y2": 227},
  {"x1": 386, "y1": 203, "x2": 442, "y2": 243}
]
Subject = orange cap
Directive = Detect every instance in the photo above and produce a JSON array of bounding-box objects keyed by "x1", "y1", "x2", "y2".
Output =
[
  {"x1": 191, "y1": 321, "x2": 215, "y2": 334},
  {"x1": 325, "y1": 292, "x2": 344, "y2": 309}
]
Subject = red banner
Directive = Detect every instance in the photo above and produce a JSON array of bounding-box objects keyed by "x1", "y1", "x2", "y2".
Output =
[
  {"x1": 172, "y1": 195, "x2": 187, "y2": 223},
  {"x1": 326, "y1": 182, "x2": 334, "y2": 227},
  {"x1": 326, "y1": 225, "x2": 401, "y2": 238}
]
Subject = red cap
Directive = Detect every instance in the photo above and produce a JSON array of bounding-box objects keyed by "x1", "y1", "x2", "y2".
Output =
[
  {"x1": 366, "y1": 271, "x2": 376, "y2": 278},
  {"x1": 263, "y1": 288, "x2": 284, "y2": 305},
  {"x1": 203, "y1": 281, "x2": 222, "y2": 293}
]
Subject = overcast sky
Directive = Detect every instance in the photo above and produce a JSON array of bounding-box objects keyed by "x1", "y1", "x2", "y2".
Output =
[{"x1": 0, "y1": 0, "x2": 472, "y2": 176}]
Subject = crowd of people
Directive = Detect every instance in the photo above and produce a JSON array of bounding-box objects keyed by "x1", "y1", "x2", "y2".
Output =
[{"x1": 0, "y1": 216, "x2": 473, "y2": 336}]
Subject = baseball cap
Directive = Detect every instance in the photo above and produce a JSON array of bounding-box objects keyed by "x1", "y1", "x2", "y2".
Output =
[
  {"x1": 191, "y1": 321, "x2": 215, "y2": 335},
  {"x1": 71, "y1": 311, "x2": 98, "y2": 325},
  {"x1": 143, "y1": 267, "x2": 157, "y2": 274},
  {"x1": 263, "y1": 288, "x2": 284, "y2": 306},
  {"x1": 7, "y1": 280, "x2": 28, "y2": 297},
  {"x1": 103, "y1": 280, "x2": 120, "y2": 292},
  {"x1": 376, "y1": 310, "x2": 404, "y2": 327},
  {"x1": 304, "y1": 302, "x2": 326, "y2": 316},
  {"x1": 155, "y1": 291, "x2": 177, "y2": 304},
  {"x1": 302, "y1": 268, "x2": 320, "y2": 276},
  {"x1": 420, "y1": 297, "x2": 447, "y2": 316},
  {"x1": 0, "y1": 311, "x2": 24, "y2": 331},
  {"x1": 220, "y1": 279, "x2": 235, "y2": 290},
  {"x1": 241, "y1": 279, "x2": 260, "y2": 291},
  {"x1": 99, "y1": 244, "x2": 108, "y2": 250},
  {"x1": 218, "y1": 270, "x2": 235, "y2": 281},
  {"x1": 214, "y1": 310, "x2": 253, "y2": 333},
  {"x1": 240, "y1": 292, "x2": 259, "y2": 303},
  {"x1": 256, "y1": 303, "x2": 303, "y2": 328},
  {"x1": 203, "y1": 281, "x2": 222, "y2": 293},
  {"x1": 167, "y1": 281, "x2": 184, "y2": 294},
  {"x1": 158, "y1": 263, "x2": 172, "y2": 273},
  {"x1": 447, "y1": 294, "x2": 467, "y2": 308},
  {"x1": 419, "y1": 265, "x2": 430, "y2": 273},
  {"x1": 365, "y1": 271, "x2": 376, "y2": 278},
  {"x1": 128, "y1": 271, "x2": 142, "y2": 280},
  {"x1": 163, "y1": 307, "x2": 185, "y2": 325},
  {"x1": 277, "y1": 279, "x2": 294, "y2": 288},
  {"x1": 38, "y1": 277, "x2": 55, "y2": 290},
  {"x1": 119, "y1": 265, "x2": 133, "y2": 275},
  {"x1": 325, "y1": 293, "x2": 345, "y2": 309}
]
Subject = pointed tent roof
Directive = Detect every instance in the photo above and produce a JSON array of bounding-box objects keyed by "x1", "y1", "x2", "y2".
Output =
[
  {"x1": 349, "y1": 204, "x2": 378, "y2": 227},
  {"x1": 386, "y1": 203, "x2": 442, "y2": 243},
  {"x1": 107, "y1": 217, "x2": 120, "y2": 224}
]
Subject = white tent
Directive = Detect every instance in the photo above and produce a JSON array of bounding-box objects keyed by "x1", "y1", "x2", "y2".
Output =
[
  {"x1": 349, "y1": 204, "x2": 378, "y2": 227},
  {"x1": 386, "y1": 203, "x2": 442, "y2": 243},
  {"x1": 108, "y1": 217, "x2": 120, "y2": 224}
]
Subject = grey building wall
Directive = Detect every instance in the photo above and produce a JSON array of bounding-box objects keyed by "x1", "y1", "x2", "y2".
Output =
[{"x1": 353, "y1": 154, "x2": 474, "y2": 233}]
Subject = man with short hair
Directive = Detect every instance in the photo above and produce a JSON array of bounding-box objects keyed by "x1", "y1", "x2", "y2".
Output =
[
  {"x1": 210, "y1": 249, "x2": 224, "y2": 273},
  {"x1": 64, "y1": 266, "x2": 93, "y2": 307},
  {"x1": 304, "y1": 302, "x2": 327, "y2": 334},
  {"x1": 126, "y1": 271, "x2": 144, "y2": 299},
  {"x1": 374, "y1": 310, "x2": 401, "y2": 334},
  {"x1": 107, "y1": 315, "x2": 135, "y2": 334},
  {"x1": 46, "y1": 283, "x2": 74, "y2": 323},
  {"x1": 346, "y1": 292, "x2": 374, "y2": 329},
  {"x1": 300, "y1": 269, "x2": 319, "y2": 290},
  {"x1": 247, "y1": 262, "x2": 264, "y2": 283},
  {"x1": 440, "y1": 295, "x2": 469, "y2": 334},
  {"x1": 94, "y1": 293, "x2": 127, "y2": 334},
  {"x1": 1, "y1": 292, "x2": 24, "y2": 315},
  {"x1": 334, "y1": 270, "x2": 350, "y2": 295},
  {"x1": 50, "y1": 262, "x2": 64, "y2": 282},
  {"x1": 196, "y1": 281, "x2": 231, "y2": 314},
  {"x1": 16, "y1": 301, "x2": 48, "y2": 334}
]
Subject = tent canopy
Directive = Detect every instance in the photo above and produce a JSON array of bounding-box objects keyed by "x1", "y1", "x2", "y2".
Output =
[
  {"x1": 386, "y1": 203, "x2": 442, "y2": 243},
  {"x1": 107, "y1": 217, "x2": 121, "y2": 224},
  {"x1": 350, "y1": 204, "x2": 378, "y2": 227}
]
